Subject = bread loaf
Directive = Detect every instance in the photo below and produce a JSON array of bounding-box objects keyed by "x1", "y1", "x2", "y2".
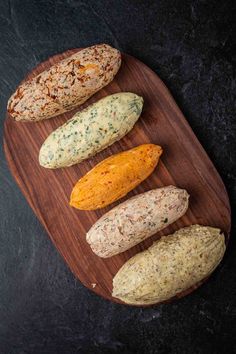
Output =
[
  {"x1": 70, "y1": 144, "x2": 163, "y2": 210},
  {"x1": 39, "y1": 92, "x2": 143, "y2": 168},
  {"x1": 8, "y1": 44, "x2": 121, "y2": 121},
  {"x1": 112, "y1": 225, "x2": 225, "y2": 305},
  {"x1": 86, "y1": 186, "x2": 189, "y2": 257}
]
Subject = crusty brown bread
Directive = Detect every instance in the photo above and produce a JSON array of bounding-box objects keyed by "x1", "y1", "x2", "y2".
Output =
[{"x1": 7, "y1": 44, "x2": 121, "y2": 122}]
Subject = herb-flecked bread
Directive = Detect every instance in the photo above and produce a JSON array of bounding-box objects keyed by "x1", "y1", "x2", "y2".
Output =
[
  {"x1": 39, "y1": 92, "x2": 143, "y2": 168},
  {"x1": 112, "y1": 225, "x2": 225, "y2": 305},
  {"x1": 70, "y1": 144, "x2": 163, "y2": 210},
  {"x1": 86, "y1": 186, "x2": 189, "y2": 257},
  {"x1": 7, "y1": 44, "x2": 121, "y2": 121}
]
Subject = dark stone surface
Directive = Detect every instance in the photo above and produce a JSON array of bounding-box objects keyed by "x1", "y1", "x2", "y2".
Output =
[{"x1": 0, "y1": 0, "x2": 235, "y2": 353}]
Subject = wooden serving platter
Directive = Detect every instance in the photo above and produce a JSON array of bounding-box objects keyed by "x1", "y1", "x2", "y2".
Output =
[{"x1": 3, "y1": 49, "x2": 231, "y2": 306}]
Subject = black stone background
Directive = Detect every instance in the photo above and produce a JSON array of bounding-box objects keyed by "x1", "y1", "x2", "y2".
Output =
[{"x1": 0, "y1": 1, "x2": 235, "y2": 353}]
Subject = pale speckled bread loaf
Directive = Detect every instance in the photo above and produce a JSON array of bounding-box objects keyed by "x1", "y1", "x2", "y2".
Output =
[
  {"x1": 112, "y1": 225, "x2": 226, "y2": 305},
  {"x1": 39, "y1": 92, "x2": 144, "y2": 168},
  {"x1": 86, "y1": 186, "x2": 189, "y2": 258},
  {"x1": 7, "y1": 44, "x2": 121, "y2": 121}
]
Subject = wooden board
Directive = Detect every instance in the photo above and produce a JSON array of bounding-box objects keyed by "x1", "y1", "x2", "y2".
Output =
[{"x1": 3, "y1": 49, "x2": 231, "y2": 306}]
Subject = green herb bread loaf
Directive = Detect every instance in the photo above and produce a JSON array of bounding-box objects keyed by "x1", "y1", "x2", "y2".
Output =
[
  {"x1": 86, "y1": 186, "x2": 189, "y2": 257},
  {"x1": 112, "y1": 225, "x2": 225, "y2": 305},
  {"x1": 39, "y1": 92, "x2": 143, "y2": 168}
]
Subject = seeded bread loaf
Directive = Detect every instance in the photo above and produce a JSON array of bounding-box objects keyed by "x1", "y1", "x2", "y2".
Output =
[
  {"x1": 112, "y1": 225, "x2": 225, "y2": 305},
  {"x1": 8, "y1": 44, "x2": 121, "y2": 121},
  {"x1": 86, "y1": 186, "x2": 189, "y2": 257}
]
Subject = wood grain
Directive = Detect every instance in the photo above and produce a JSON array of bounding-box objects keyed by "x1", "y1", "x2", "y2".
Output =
[{"x1": 3, "y1": 49, "x2": 231, "y2": 306}]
